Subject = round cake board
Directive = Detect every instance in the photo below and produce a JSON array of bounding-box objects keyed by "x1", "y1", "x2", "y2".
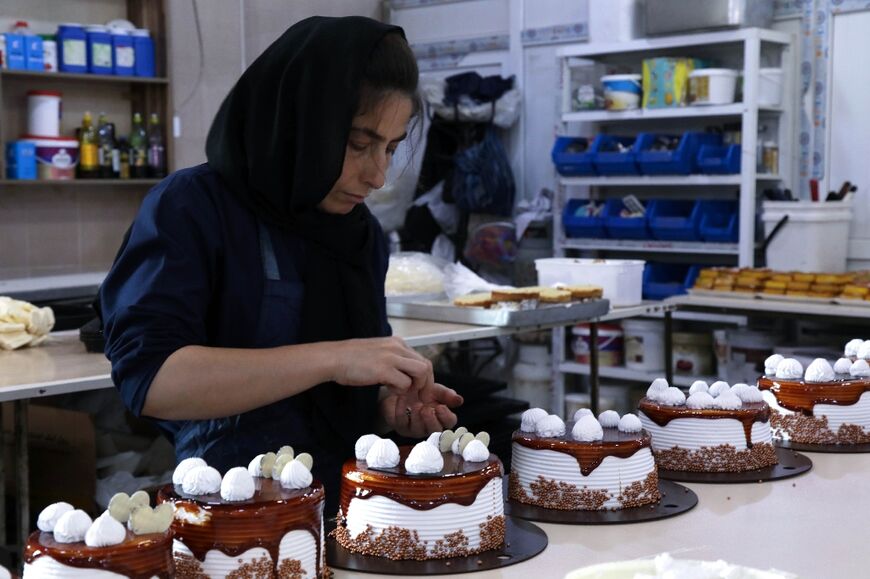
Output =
[
  {"x1": 505, "y1": 480, "x2": 696, "y2": 525},
  {"x1": 325, "y1": 516, "x2": 547, "y2": 576},
  {"x1": 775, "y1": 439, "x2": 870, "y2": 454},
  {"x1": 658, "y1": 447, "x2": 812, "y2": 484}
]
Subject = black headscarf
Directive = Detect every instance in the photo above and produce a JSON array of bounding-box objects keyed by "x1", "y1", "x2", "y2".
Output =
[{"x1": 206, "y1": 16, "x2": 406, "y2": 475}]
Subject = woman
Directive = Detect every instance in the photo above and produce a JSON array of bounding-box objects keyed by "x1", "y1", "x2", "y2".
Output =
[{"x1": 98, "y1": 16, "x2": 462, "y2": 505}]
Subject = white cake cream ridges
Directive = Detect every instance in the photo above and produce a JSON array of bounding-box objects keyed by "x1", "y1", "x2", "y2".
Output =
[
  {"x1": 158, "y1": 447, "x2": 325, "y2": 579},
  {"x1": 509, "y1": 408, "x2": 660, "y2": 511},
  {"x1": 638, "y1": 379, "x2": 778, "y2": 472},
  {"x1": 332, "y1": 429, "x2": 505, "y2": 560},
  {"x1": 565, "y1": 552, "x2": 798, "y2": 579},
  {"x1": 757, "y1": 343, "x2": 870, "y2": 444}
]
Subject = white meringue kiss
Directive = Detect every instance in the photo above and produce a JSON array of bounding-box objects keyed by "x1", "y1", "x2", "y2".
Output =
[
  {"x1": 845, "y1": 338, "x2": 864, "y2": 358},
  {"x1": 597, "y1": 410, "x2": 620, "y2": 429},
  {"x1": 858, "y1": 340, "x2": 870, "y2": 361},
  {"x1": 247, "y1": 454, "x2": 265, "y2": 477},
  {"x1": 355, "y1": 434, "x2": 381, "y2": 460},
  {"x1": 834, "y1": 357, "x2": 853, "y2": 374},
  {"x1": 775, "y1": 358, "x2": 803, "y2": 380},
  {"x1": 714, "y1": 392, "x2": 743, "y2": 410},
  {"x1": 688, "y1": 380, "x2": 709, "y2": 395},
  {"x1": 660, "y1": 387, "x2": 686, "y2": 406},
  {"x1": 84, "y1": 511, "x2": 126, "y2": 547},
  {"x1": 708, "y1": 381, "x2": 730, "y2": 397},
  {"x1": 172, "y1": 457, "x2": 207, "y2": 485},
  {"x1": 535, "y1": 414, "x2": 566, "y2": 437},
  {"x1": 520, "y1": 408, "x2": 549, "y2": 433},
  {"x1": 850, "y1": 359, "x2": 870, "y2": 377},
  {"x1": 426, "y1": 432, "x2": 442, "y2": 447},
  {"x1": 365, "y1": 438, "x2": 400, "y2": 469},
  {"x1": 54, "y1": 509, "x2": 93, "y2": 543},
  {"x1": 221, "y1": 467, "x2": 255, "y2": 502},
  {"x1": 572, "y1": 415, "x2": 604, "y2": 442},
  {"x1": 572, "y1": 408, "x2": 593, "y2": 422},
  {"x1": 805, "y1": 358, "x2": 836, "y2": 383},
  {"x1": 764, "y1": 354, "x2": 784, "y2": 376},
  {"x1": 686, "y1": 391, "x2": 715, "y2": 409},
  {"x1": 461, "y1": 439, "x2": 490, "y2": 462},
  {"x1": 404, "y1": 441, "x2": 444, "y2": 474},
  {"x1": 735, "y1": 386, "x2": 763, "y2": 403},
  {"x1": 280, "y1": 460, "x2": 313, "y2": 489},
  {"x1": 37, "y1": 502, "x2": 74, "y2": 532},
  {"x1": 618, "y1": 413, "x2": 642, "y2": 433},
  {"x1": 182, "y1": 466, "x2": 222, "y2": 496},
  {"x1": 646, "y1": 378, "x2": 669, "y2": 401}
]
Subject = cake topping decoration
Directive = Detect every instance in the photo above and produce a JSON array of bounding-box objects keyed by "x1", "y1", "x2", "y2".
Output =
[
  {"x1": 295, "y1": 452, "x2": 314, "y2": 471},
  {"x1": 708, "y1": 381, "x2": 730, "y2": 397},
  {"x1": 271, "y1": 453, "x2": 294, "y2": 479},
  {"x1": 84, "y1": 511, "x2": 126, "y2": 547},
  {"x1": 280, "y1": 459, "x2": 313, "y2": 489},
  {"x1": 172, "y1": 457, "x2": 207, "y2": 485},
  {"x1": 850, "y1": 359, "x2": 870, "y2": 377},
  {"x1": 520, "y1": 408, "x2": 548, "y2": 432},
  {"x1": 426, "y1": 431, "x2": 442, "y2": 447},
  {"x1": 618, "y1": 413, "x2": 642, "y2": 433},
  {"x1": 764, "y1": 354, "x2": 784, "y2": 376},
  {"x1": 646, "y1": 378, "x2": 669, "y2": 401},
  {"x1": 453, "y1": 426, "x2": 469, "y2": 439},
  {"x1": 182, "y1": 465, "x2": 222, "y2": 495},
  {"x1": 259, "y1": 452, "x2": 278, "y2": 478},
  {"x1": 858, "y1": 340, "x2": 870, "y2": 360},
  {"x1": 834, "y1": 357, "x2": 853, "y2": 374},
  {"x1": 845, "y1": 338, "x2": 864, "y2": 358},
  {"x1": 276, "y1": 445, "x2": 294, "y2": 457},
  {"x1": 455, "y1": 432, "x2": 476, "y2": 454},
  {"x1": 572, "y1": 415, "x2": 604, "y2": 442},
  {"x1": 535, "y1": 414, "x2": 566, "y2": 437},
  {"x1": 37, "y1": 502, "x2": 74, "y2": 532},
  {"x1": 805, "y1": 358, "x2": 836, "y2": 383},
  {"x1": 775, "y1": 358, "x2": 803, "y2": 380},
  {"x1": 462, "y1": 439, "x2": 489, "y2": 462},
  {"x1": 365, "y1": 438, "x2": 401, "y2": 468},
  {"x1": 405, "y1": 441, "x2": 444, "y2": 474},
  {"x1": 661, "y1": 386, "x2": 687, "y2": 406},
  {"x1": 107, "y1": 490, "x2": 148, "y2": 524},
  {"x1": 475, "y1": 431, "x2": 491, "y2": 446},
  {"x1": 597, "y1": 410, "x2": 620, "y2": 428},
  {"x1": 247, "y1": 454, "x2": 265, "y2": 477},
  {"x1": 686, "y1": 391, "x2": 715, "y2": 409},
  {"x1": 53, "y1": 509, "x2": 93, "y2": 543},
  {"x1": 220, "y1": 467, "x2": 256, "y2": 502},
  {"x1": 438, "y1": 430, "x2": 457, "y2": 452},
  {"x1": 688, "y1": 380, "x2": 709, "y2": 395},
  {"x1": 572, "y1": 408, "x2": 593, "y2": 422},
  {"x1": 714, "y1": 392, "x2": 743, "y2": 410},
  {"x1": 355, "y1": 434, "x2": 381, "y2": 460},
  {"x1": 128, "y1": 503, "x2": 173, "y2": 535},
  {"x1": 734, "y1": 385, "x2": 763, "y2": 403}
]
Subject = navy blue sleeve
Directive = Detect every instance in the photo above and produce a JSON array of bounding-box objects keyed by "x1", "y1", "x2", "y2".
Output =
[{"x1": 99, "y1": 171, "x2": 222, "y2": 417}]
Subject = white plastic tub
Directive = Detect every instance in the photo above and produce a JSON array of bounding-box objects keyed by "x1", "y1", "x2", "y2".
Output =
[
  {"x1": 759, "y1": 67, "x2": 783, "y2": 106},
  {"x1": 688, "y1": 68, "x2": 738, "y2": 105},
  {"x1": 535, "y1": 258, "x2": 645, "y2": 307},
  {"x1": 762, "y1": 200, "x2": 852, "y2": 272},
  {"x1": 601, "y1": 74, "x2": 642, "y2": 110},
  {"x1": 622, "y1": 319, "x2": 664, "y2": 372}
]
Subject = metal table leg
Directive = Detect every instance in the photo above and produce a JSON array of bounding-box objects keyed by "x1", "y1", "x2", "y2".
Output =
[
  {"x1": 15, "y1": 400, "x2": 28, "y2": 552},
  {"x1": 590, "y1": 322, "x2": 599, "y2": 415},
  {"x1": 664, "y1": 309, "x2": 674, "y2": 385}
]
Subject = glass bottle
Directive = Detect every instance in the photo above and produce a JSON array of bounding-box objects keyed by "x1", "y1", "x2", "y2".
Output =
[
  {"x1": 78, "y1": 111, "x2": 99, "y2": 179},
  {"x1": 96, "y1": 113, "x2": 114, "y2": 178},
  {"x1": 146, "y1": 112, "x2": 166, "y2": 178},
  {"x1": 129, "y1": 112, "x2": 148, "y2": 179}
]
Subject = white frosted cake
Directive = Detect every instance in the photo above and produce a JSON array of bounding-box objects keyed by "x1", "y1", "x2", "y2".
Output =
[
  {"x1": 510, "y1": 408, "x2": 660, "y2": 511},
  {"x1": 158, "y1": 448, "x2": 324, "y2": 578},
  {"x1": 565, "y1": 552, "x2": 797, "y2": 579},
  {"x1": 638, "y1": 379, "x2": 778, "y2": 472},
  {"x1": 332, "y1": 429, "x2": 505, "y2": 560}
]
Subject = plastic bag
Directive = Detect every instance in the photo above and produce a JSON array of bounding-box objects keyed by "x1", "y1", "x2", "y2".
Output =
[
  {"x1": 442, "y1": 261, "x2": 511, "y2": 301},
  {"x1": 385, "y1": 252, "x2": 449, "y2": 296},
  {"x1": 453, "y1": 126, "x2": 516, "y2": 216}
]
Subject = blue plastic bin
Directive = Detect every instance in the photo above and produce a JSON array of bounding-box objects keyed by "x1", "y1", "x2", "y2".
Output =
[
  {"x1": 648, "y1": 200, "x2": 702, "y2": 241},
  {"x1": 57, "y1": 24, "x2": 87, "y2": 73},
  {"x1": 696, "y1": 144, "x2": 741, "y2": 174},
  {"x1": 643, "y1": 263, "x2": 700, "y2": 300},
  {"x1": 4, "y1": 33, "x2": 27, "y2": 70},
  {"x1": 24, "y1": 35, "x2": 43, "y2": 71},
  {"x1": 551, "y1": 136, "x2": 595, "y2": 176},
  {"x1": 698, "y1": 200, "x2": 738, "y2": 242},
  {"x1": 637, "y1": 132, "x2": 722, "y2": 175},
  {"x1": 603, "y1": 198, "x2": 650, "y2": 239},
  {"x1": 591, "y1": 135, "x2": 641, "y2": 175},
  {"x1": 112, "y1": 30, "x2": 135, "y2": 76},
  {"x1": 563, "y1": 199, "x2": 607, "y2": 238},
  {"x1": 132, "y1": 29, "x2": 156, "y2": 77},
  {"x1": 86, "y1": 25, "x2": 113, "y2": 74}
]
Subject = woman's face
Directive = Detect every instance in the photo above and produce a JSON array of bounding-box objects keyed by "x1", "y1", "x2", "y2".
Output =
[{"x1": 318, "y1": 92, "x2": 413, "y2": 215}]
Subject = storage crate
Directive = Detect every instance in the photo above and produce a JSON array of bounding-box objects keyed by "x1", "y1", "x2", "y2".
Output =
[
  {"x1": 551, "y1": 136, "x2": 595, "y2": 176},
  {"x1": 642, "y1": 263, "x2": 700, "y2": 300},
  {"x1": 603, "y1": 198, "x2": 650, "y2": 239},
  {"x1": 563, "y1": 199, "x2": 607, "y2": 238},
  {"x1": 648, "y1": 200, "x2": 701, "y2": 241},
  {"x1": 699, "y1": 200, "x2": 739, "y2": 242},
  {"x1": 637, "y1": 132, "x2": 722, "y2": 175},
  {"x1": 591, "y1": 135, "x2": 642, "y2": 175},
  {"x1": 696, "y1": 143, "x2": 741, "y2": 174}
]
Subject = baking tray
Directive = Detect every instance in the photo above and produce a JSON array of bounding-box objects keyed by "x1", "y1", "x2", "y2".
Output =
[{"x1": 386, "y1": 298, "x2": 610, "y2": 327}]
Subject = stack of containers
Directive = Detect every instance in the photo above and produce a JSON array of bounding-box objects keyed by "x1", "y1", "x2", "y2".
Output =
[{"x1": 22, "y1": 91, "x2": 78, "y2": 180}]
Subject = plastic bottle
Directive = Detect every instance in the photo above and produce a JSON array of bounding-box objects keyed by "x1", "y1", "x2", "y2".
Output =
[
  {"x1": 96, "y1": 113, "x2": 114, "y2": 178},
  {"x1": 78, "y1": 111, "x2": 98, "y2": 178},
  {"x1": 147, "y1": 112, "x2": 166, "y2": 178},
  {"x1": 129, "y1": 112, "x2": 147, "y2": 178},
  {"x1": 117, "y1": 137, "x2": 130, "y2": 179}
]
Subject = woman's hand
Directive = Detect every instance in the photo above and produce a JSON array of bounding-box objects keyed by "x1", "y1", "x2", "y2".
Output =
[
  {"x1": 379, "y1": 383, "x2": 463, "y2": 438},
  {"x1": 331, "y1": 336, "x2": 435, "y2": 392}
]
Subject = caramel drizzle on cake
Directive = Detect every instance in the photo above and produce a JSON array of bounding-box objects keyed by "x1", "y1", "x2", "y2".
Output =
[
  {"x1": 24, "y1": 530, "x2": 173, "y2": 579},
  {"x1": 639, "y1": 398, "x2": 770, "y2": 448},
  {"x1": 758, "y1": 376, "x2": 870, "y2": 415},
  {"x1": 338, "y1": 448, "x2": 503, "y2": 515},
  {"x1": 511, "y1": 427, "x2": 650, "y2": 476},
  {"x1": 158, "y1": 478, "x2": 323, "y2": 577}
]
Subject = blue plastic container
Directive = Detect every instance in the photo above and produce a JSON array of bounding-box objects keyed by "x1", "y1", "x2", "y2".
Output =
[
  {"x1": 642, "y1": 263, "x2": 700, "y2": 300},
  {"x1": 698, "y1": 200, "x2": 738, "y2": 242},
  {"x1": 696, "y1": 143, "x2": 741, "y2": 174},
  {"x1": 24, "y1": 35, "x2": 44, "y2": 71},
  {"x1": 563, "y1": 198, "x2": 607, "y2": 238},
  {"x1": 112, "y1": 30, "x2": 134, "y2": 76},
  {"x1": 4, "y1": 33, "x2": 27, "y2": 70},
  {"x1": 57, "y1": 24, "x2": 87, "y2": 73},
  {"x1": 6, "y1": 141, "x2": 37, "y2": 180},
  {"x1": 551, "y1": 136, "x2": 595, "y2": 176},
  {"x1": 86, "y1": 25, "x2": 113, "y2": 74},
  {"x1": 591, "y1": 135, "x2": 641, "y2": 175},
  {"x1": 648, "y1": 200, "x2": 702, "y2": 241},
  {"x1": 132, "y1": 29, "x2": 155, "y2": 77},
  {"x1": 637, "y1": 132, "x2": 722, "y2": 175},
  {"x1": 603, "y1": 198, "x2": 650, "y2": 239}
]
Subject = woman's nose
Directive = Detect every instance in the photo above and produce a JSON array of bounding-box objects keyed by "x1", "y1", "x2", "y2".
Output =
[{"x1": 363, "y1": 151, "x2": 388, "y2": 190}]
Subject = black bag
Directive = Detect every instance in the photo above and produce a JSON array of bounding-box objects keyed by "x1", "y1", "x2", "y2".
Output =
[{"x1": 452, "y1": 126, "x2": 515, "y2": 216}]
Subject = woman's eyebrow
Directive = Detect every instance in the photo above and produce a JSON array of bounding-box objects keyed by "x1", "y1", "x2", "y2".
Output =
[{"x1": 350, "y1": 127, "x2": 407, "y2": 143}]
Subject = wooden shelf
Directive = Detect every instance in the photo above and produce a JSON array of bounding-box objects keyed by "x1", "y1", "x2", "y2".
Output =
[
  {"x1": 0, "y1": 69, "x2": 169, "y2": 85},
  {"x1": 0, "y1": 179, "x2": 161, "y2": 187}
]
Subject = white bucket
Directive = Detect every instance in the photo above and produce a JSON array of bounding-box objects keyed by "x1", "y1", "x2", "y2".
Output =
[
  {"x1": 759, "y1": 68, "x2": 783, "y2": 107},
  {"x1": 512, "y1": 360, "x2": 551, "y2": 410},
  {"x1": 622, "y1": 319, "x2": 664, "y2": 372},
  {"x1": 762, "y1": 200, "x2": 852, "y2": 272},
  {"x1": 27, "y1": 90, "x2": 62, "y2": 137},
  {"x1": 572, "y1": 324, "x2": 623, "y2": 366},
  {"x1": 535, "y1": 258, "x2": 645, "y2": 307},
  {"x1": 601, "y1": 74, "x2": 642, "y2": 111},
  {"x1": 688, "y1": 68, "x2": 738, "y2": 105}
]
